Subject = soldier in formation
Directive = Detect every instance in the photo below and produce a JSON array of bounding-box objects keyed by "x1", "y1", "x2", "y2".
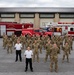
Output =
[
  {"x1": 11, "y1": 33, "x2": 15, "y2": 46},
  {"x1": 49, "y1": 43, "x2": 59, "y2": 72},
  {"x1": 2, "y1": 33, "x2": 73, "y2": 72},
  {"x1": 32, "y1": 40, "x2": 39, "y2": 62},
  {"x1": 62, "y1": 42, "x2": 70, "y2": 63},
  {"x1": 45, "y1": 41, "x2": 52, "y2": 62},
  {"x1": 3, "y1": 34, "x2": 8, "y2": 49},
  {"x1": 6, "y1": 37, "x2": 13, "y2": 54}
]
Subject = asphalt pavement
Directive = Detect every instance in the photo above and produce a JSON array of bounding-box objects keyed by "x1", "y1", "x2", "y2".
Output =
[{"x1": 0, "y1": 38, "x2": 74, "y2": 75}]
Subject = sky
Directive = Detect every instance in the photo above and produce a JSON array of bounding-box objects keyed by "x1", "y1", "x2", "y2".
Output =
[{"x1": 0, "y1": 0, "x2": 74, "y2": 7}]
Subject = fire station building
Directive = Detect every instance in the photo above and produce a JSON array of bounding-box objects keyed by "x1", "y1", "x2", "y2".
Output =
[{"x1": 0, "y1": 7, "x2": 74, "y2": 28}]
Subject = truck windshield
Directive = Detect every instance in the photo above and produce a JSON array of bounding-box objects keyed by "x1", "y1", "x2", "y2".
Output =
[
  {"x1": 70, "y1": 28, "x2": 74, "y2": 31},
  {"x1": 54, "y1": 28, "x2": 62, "y2": 32},
  {"x1": 34, "y1": 30, "x2": 39, "y2": 32},
  {"x1": 34, "y1": 30, "x2": 43, "y2": 32}
]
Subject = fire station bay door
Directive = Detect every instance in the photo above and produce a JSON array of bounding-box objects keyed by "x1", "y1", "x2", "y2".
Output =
[{"x1": 0, "y1": 25, "x2": 6, "y2": 37}]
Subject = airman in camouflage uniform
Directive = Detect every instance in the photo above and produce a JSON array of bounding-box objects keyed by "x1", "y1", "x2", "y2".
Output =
[
  {"x1": 64, "y1": 34, "x2": 68, "y2": 44},
  {"x1": 62, "y1": 42, "x2": 70, "y2": 63},
  {"x1": 60, "y1": 36, "x2": 64, "y2": 50},
  {"x1": 69, "y1": 35, "x2": 73, "y2": 50},
  {"x1": 31, "y1": 35, "x2": 36, "y2": 42},
  {"x1": 41, "y1": 35, "x2": 45, "y2": 47},
  {"x1": 50, "y1": 43, "x2": 59, "y2": 72},
  {"x1": 46, "y1": 38, "x2": 51, "y2": 43},
  {"x1": 37, "y1": 37, "x2": 43, "y2": 54},
  {"x1": 20, "y1": 35, "x2": 26, "y2": 49},
  {"x1": 32, "y1": 40, "x2": 39, "y2": 62},
  {"x1": 43, "y1": 36, "x2": 48, "y2": 49},
  {"x1": 56, "y1": 36, "x2": 61, "y2": 54},
  {"x1": 26, "y1": 34, "x2": 31, "y2": 39},
  {"x1": 45, "y1": 41, "x2": 52, "y2": 62},
  {"x1": 35, "y1": 35, "x2": 39, "y2": 40},
  {"x1": 51, "y1": 35, "x2": 55, "y2": 44},
  {"x1": 11, "y1": 33, "x2": 15, "y2": 46},
  {"x1": 67, "y1": 37, "x2": 72, "y2": 54},
  {"x1": 14, "y1": 35, "x2": 17, "y2": 45},
  {"x1": 25, "y1": 39, "x2": 32, "y2": 49},
  {"x1": 3, "y1": 35, "x2": 8, "y2": 49},
  {"x1": 7, "y1": 38, "x2": 13, "y2": 54}
]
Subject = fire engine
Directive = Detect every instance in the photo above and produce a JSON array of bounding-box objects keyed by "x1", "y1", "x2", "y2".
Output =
[
  {"x1": 0, "y1": 22, "x2": 33, "y2": 37},
  {"x1": 45, "y1": 22, "x2": 74, "y2": 36},
  {"x1": 40, "y1": 27, "x2": 53, "y2": 37},
  {"x1": 1, "y1": 22, "x2": 74, "y2": 37},
  {"x1": 68, "y1": 26, "x2": 74, "y2": 36},
  {"x1": 22, "y1": 28, "x2": 42, "y2": 36},
  {"x1": 57, "y1": 22, "x2": 74, "y2": 36},
  {"x1": 0, "y1": 22, "x2": 52, "y2": 37}
]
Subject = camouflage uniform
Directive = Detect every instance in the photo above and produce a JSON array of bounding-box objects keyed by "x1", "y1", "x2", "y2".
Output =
[
  {"x1": 45, "y1": 42, "x2": 52, "y2": 62},
  {"x1": 62, "y1": 43, "x2": 70, "y2": 63},
  {"x1": 56, "y1": 37, "x2": 61, "y2": 54},
  {"x1": 51, "y1": 35, "x2": 55, "y2": 44},
  {"x1": 31, "y1": 35, "x2": 36, "y2": 43},
  {"x1": 60, "y1": 36, "x2": 64, "y2": 50},
  {"x1": 7, "y1": 38, "x2": 13, "y2": 54},
  {"x1": 25, "y1": 39, "x2": 32, "y2": 49},
  {"x1": 41, "y1": 35, "x2": 45, "y2": 47},
  {"x1": 64, "y1": 34, "x2": 68, "y2": 44},
  {"x1": 37, "y1": 38, "x2": 43, "y2": 54},
  {"x1": 67, "y1": 37, "x2": 72, "y2": 54},
  {"x1": 11, "y1": 33, "x2": 15, "y2": 46},
  {"x1": 69, "y1": 36, "x2": 73, "y2": 50},
  {"x1": 43, "y1": 36, "x2": 48, "y2": 49},
  {"x1": 3, "y1": 35, "x2": 8, "y2": 49},
  {"x1": 20, "y1": 35, "x2": 26, "y2": 49},
  {"x1": 26, "y1": 34, "x2": 31, "y2": 39},
  {"x1": 14, "y1": 35, "x2": 17, "y2": 45},
  {"x1": 50, "y1": 44, "x2": 59, "y2": 72},
  {"x1": 32, "y1": 40, "x2": 39, "y2": 62}
]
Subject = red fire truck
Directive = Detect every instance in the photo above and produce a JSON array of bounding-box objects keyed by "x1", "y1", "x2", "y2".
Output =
[
  {"x1": 0, "y1": 22, "x2": 33, "y2": 37},
  {"x1": 0, "y1": 22, "x2": 52, "y2": 37},
  {"x1": 22, "y1": 28, "x2": 43, "y2": 36}
]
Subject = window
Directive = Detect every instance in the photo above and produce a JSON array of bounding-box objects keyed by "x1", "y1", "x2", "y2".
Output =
[
  {"x1": 1, "y1": 14, "x2": 15, "y2": 18},
  {"x1": 40, "y1": 14, "x2": 55, "y2": 18},
  {"x1": 20, "y1": 14, "x2": 35, "y2": 18},
  {"x1": 60, "y1": 14, "x2": 74, "y2": 18}
]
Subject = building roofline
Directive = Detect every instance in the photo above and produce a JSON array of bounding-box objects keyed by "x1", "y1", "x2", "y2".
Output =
[{"x1": 0, "y1": 7, "x2": 74, "y2": 13}]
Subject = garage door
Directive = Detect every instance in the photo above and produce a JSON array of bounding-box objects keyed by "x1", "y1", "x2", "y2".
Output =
[
  {"x1": 20, "y1": 19, "x2": 34, "y2": 24},
  {"x1": 0, "y1": 25, "x2": 6, "y2": 36},
  {"x1": 1, "y1": 18, "x2": 15, "y2": 22},
  {"x1": 60, "y1": 19, "x2": 74, "y2": 22},
  {"x1": 40, "y1": 19, "x2": 54, "y2": 27}
]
